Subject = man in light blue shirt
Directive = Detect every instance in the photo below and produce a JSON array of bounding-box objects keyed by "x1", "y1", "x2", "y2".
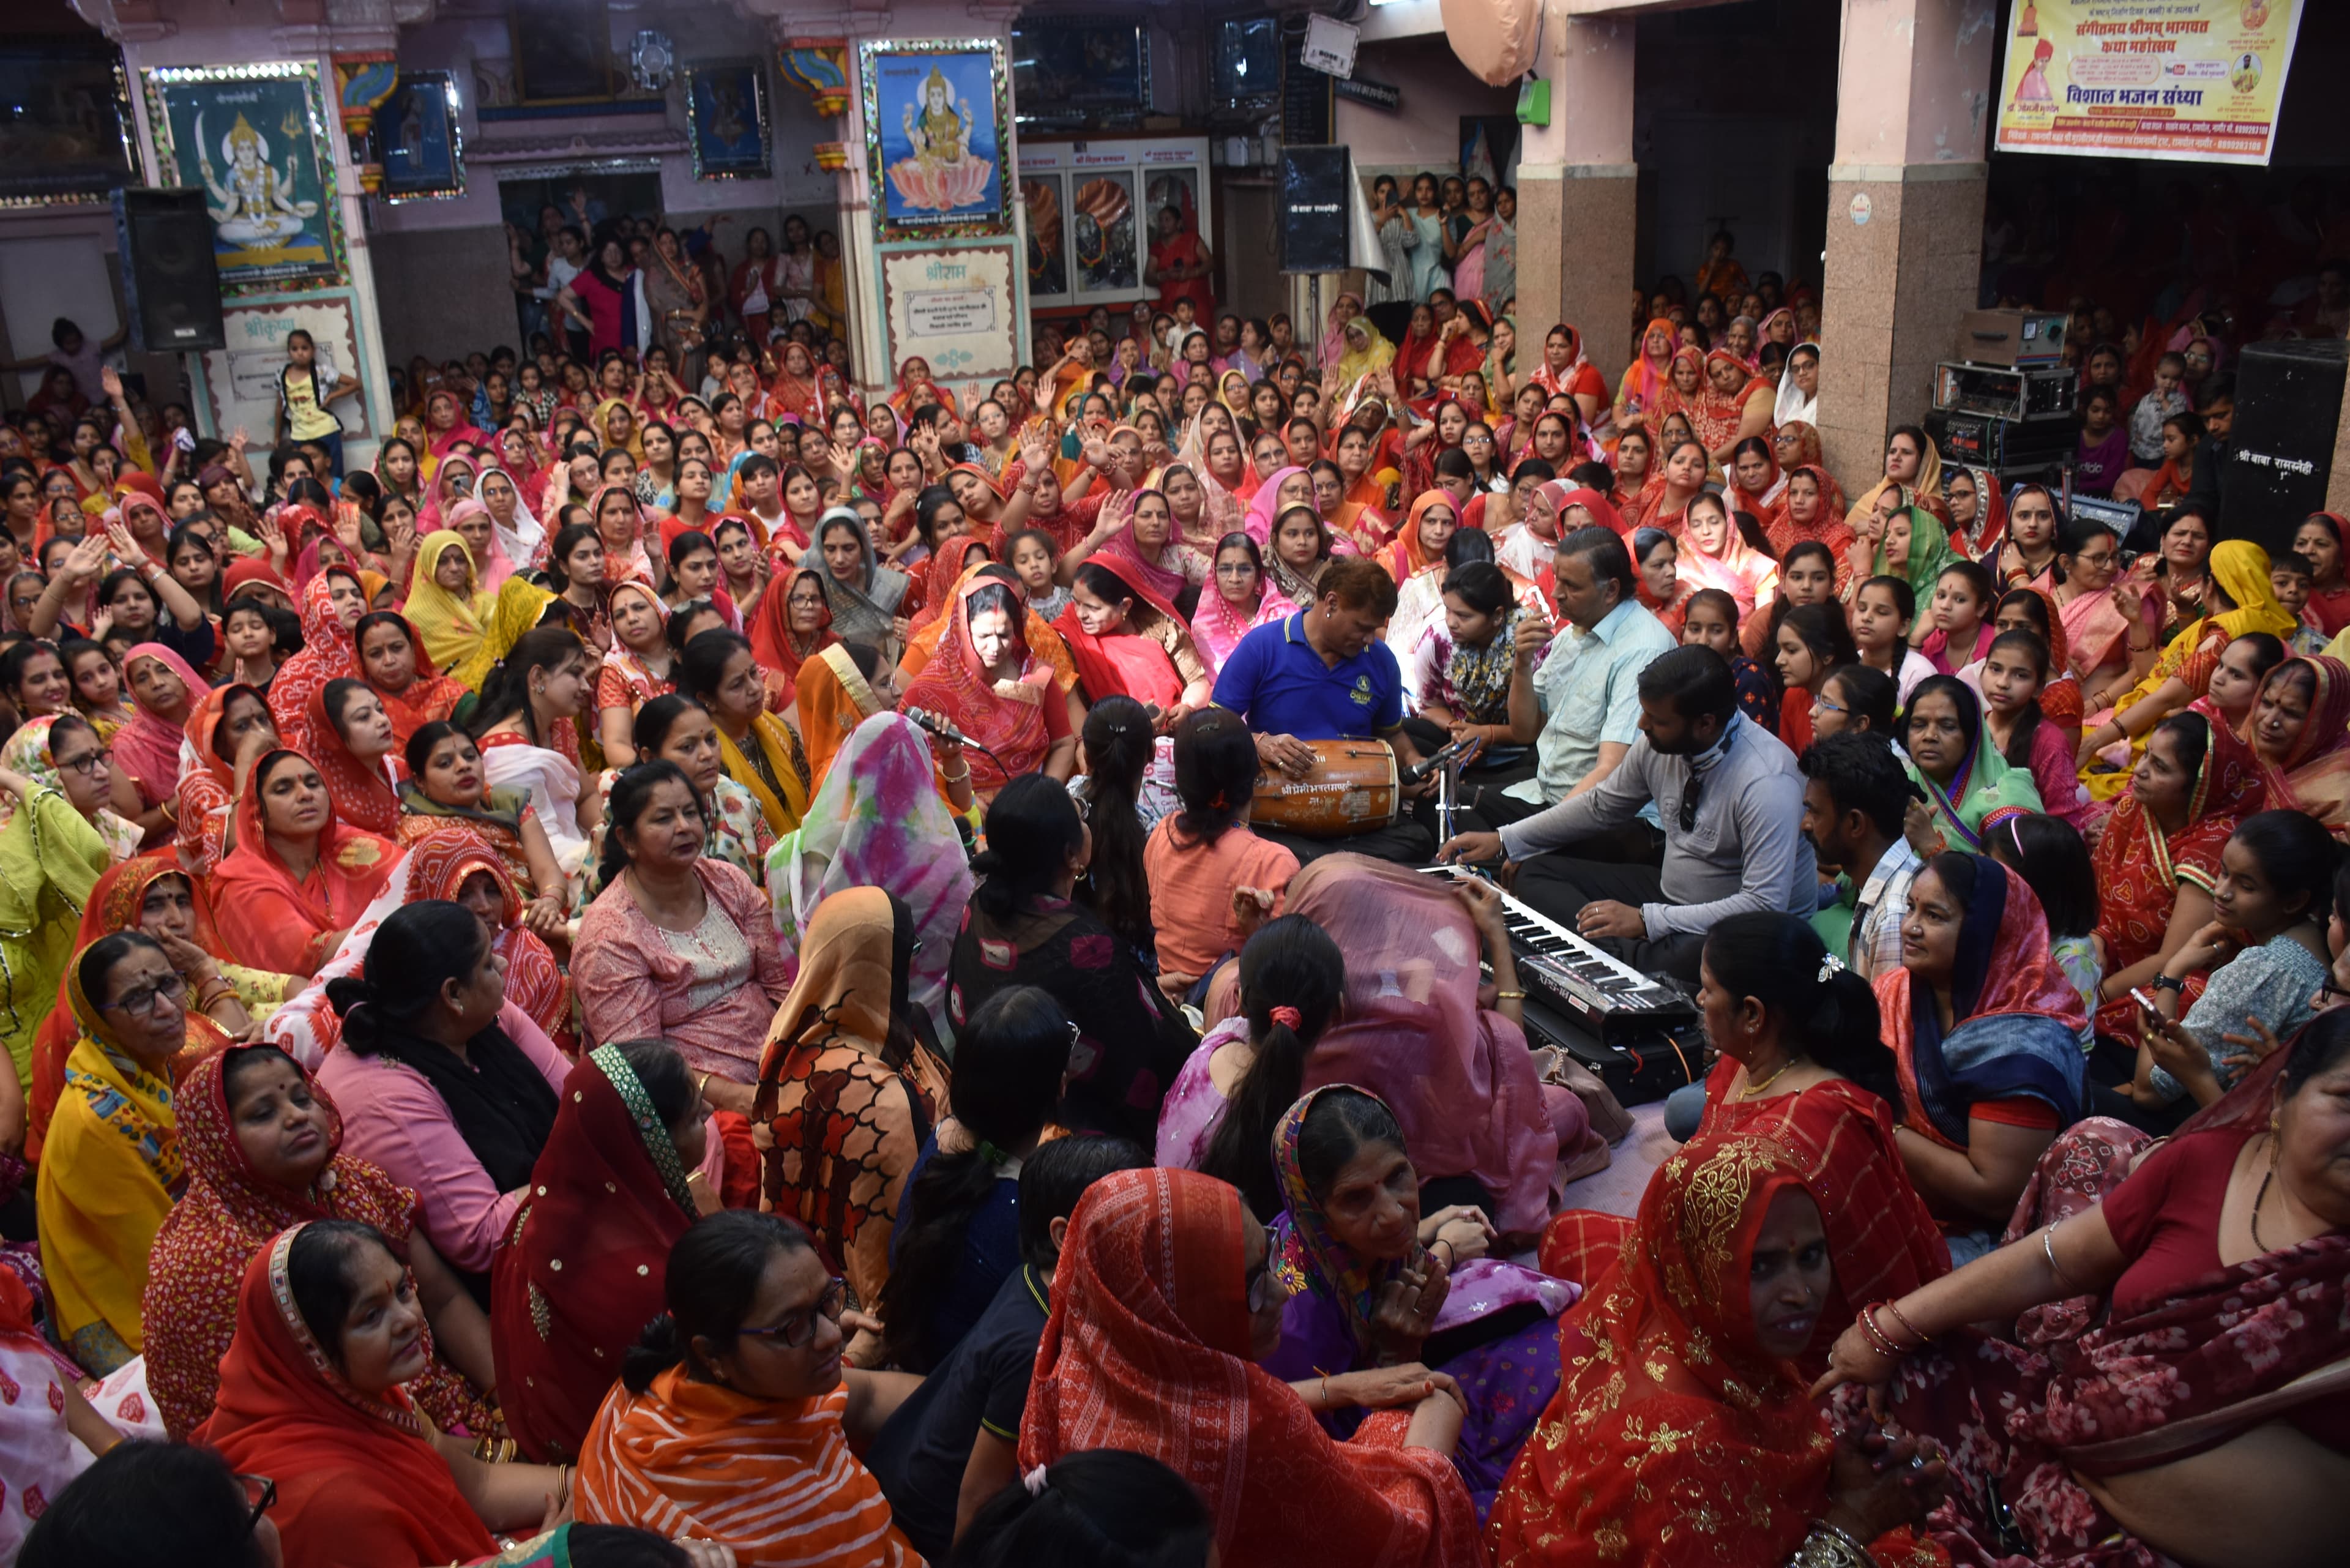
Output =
[{"x1": 1483, "y1": 527, "x2": 1677, "y2": 854}]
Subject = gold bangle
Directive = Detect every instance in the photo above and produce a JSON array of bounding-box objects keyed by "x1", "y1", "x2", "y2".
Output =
[
  {"x1": 695, "y1": 1070, "x2": 712, "y2": 1101},
  {"x1": 942, "y1": 764, "x2": 972, "y2": 783},
  {"x1": 1493, "y1": 989, "x2": 1526, "y2": 1001}
]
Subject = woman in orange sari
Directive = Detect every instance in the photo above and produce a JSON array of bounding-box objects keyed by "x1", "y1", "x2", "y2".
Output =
[
  {"x1": 794, "y1": 642, "x2": 892, "y2": 793},
  {"x1": 1021, "y1": 1165, "x2": 1485, "y2": 1568},
  {"x1": 901, "y1": 572, "x2": 1078, "y2": 797},
  {"x1": 211, "y1": 750, "x2": 399, "y2": 976},
  {"x1": 1771, "y1": 420, "x2": 1848, "y2": 517},
  {"x1": 1611, "y1": 318, "x2": 1677, "y2": 436},
  {"x1": 1490, "y1": 1132, "x2": 1949, "y2": 1568},
  {"x1": 176, "y1": 682, "x2": 277, "y2": 875},
  {"x1": 1689, "y1": 347, "x2": 1773, "y2": 463}
]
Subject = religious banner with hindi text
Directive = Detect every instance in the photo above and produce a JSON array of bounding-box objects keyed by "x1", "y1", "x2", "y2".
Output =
[{"x1": 1994, "y1": 0, "x2": 2303, "y2": 166}]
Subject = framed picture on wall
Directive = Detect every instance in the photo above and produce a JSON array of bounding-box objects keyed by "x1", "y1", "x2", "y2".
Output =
[
  {"x1": 0, "y1": 40, "x2": 136, "y2": 208},
  {"x1": 685, "y1": 61, "x2": 770, "y2": 180},
  {"x1": 859, "y1": 40, "x2": 1008, "y2": 236},
  {"x1": 140, "y1": 62, "x2": 345, "y2": 295},
  {"x1": 375, "y1": 72, "x2": 464, "y2": 201},
  {"x1": 510, "y1": 0, "x2": 613, "y2": 104}
]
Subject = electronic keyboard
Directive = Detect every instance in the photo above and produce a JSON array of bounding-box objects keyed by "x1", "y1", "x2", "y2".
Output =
[{"x1": 1420, "y1": 864, "x2": 1704, "y2": 1104}]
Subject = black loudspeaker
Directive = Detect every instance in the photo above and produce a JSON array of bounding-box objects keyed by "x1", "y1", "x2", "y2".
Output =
[
  {"x1": 1279, "y1": 146, "x2": 1348, "y2": 275},
  {"x1": 2221, "y1": 338, "x2": 2348, "y2": 557},
  {"x1": 111, "y1": 187, "x2": 226, "y2": 353}
]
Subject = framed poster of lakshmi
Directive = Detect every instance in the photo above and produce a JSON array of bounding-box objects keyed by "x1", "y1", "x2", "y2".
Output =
[
  {"x1": 140, "y1": 62, "x2": 346, "y2": 295},
  {"x1": 859, "y1": 40, "x2": 1009, "y2": 237}
]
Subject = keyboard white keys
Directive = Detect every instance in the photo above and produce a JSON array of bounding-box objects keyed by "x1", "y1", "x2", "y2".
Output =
[{"x1": 1418, "y1": 864, "x2": 1696, "y2": 1039}]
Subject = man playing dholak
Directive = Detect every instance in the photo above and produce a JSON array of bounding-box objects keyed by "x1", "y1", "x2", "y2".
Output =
[{"x1": 1208, "y1": 556, "x2": 1438, "y2": 865}]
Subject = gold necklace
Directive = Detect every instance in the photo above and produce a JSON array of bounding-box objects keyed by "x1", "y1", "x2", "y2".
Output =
[{"x1": 1739, "y1": 1058, "x2": 1798, "y2": 1098}]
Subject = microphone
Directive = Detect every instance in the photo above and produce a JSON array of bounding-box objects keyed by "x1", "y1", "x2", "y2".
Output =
[
  {"x1": 1400, "y1": 733, "x2": 1480, "y2": 786},
  {"x1": 903, "y1": 706, "x2": 969, "y2": 746}
]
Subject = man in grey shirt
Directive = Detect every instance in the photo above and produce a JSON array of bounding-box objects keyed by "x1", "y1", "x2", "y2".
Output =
[{"x1": 1438, "y1": 645, "x2": 1816, "y2": 982}]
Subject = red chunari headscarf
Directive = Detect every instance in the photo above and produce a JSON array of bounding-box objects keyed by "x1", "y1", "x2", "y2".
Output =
[
  {"x1": 1021, "y1": 1167, "x2": 1483, "y2": 1568},
  {"x1": 491, "y1": 1044, "x2": 698, "y2": 1463},
  {"x1": 194, "y1": 1226, "x2": 499, "y2": 1568},
  {"x1": 209, "y1": 749, "x2": 398, "y2": 976}
]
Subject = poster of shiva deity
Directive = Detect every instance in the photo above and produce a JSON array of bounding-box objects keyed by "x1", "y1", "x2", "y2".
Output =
[
  {"x1": 143, "y1": 62, "x2": 345, "y2": 294},
  {"x1": 860, "y1": 41, "x2": 1008, "y2": 235}
]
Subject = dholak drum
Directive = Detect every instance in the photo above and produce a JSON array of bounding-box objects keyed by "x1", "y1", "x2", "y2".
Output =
[{"x1": 1250, "y1": 739, "x2": 1400, "y2": 837}]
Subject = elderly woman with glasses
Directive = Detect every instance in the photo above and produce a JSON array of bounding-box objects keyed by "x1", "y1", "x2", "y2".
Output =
[{"x1": 575, "y1": 1211, "x2": 923, "y2": 1566}]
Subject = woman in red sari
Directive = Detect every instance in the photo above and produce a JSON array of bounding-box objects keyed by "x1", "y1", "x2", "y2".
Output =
[
  {"x1": 211, "y1": 749, "x2": 399, "y2": 976},
  {"x1": 267, "y1": 567, "x2": 366, "y2": 745},
  {"x1": 900, "y1": 573, "x2": 1076, "y2": 797},
  {"x1": 1491, "y1": 1132, "x2": 1950, "y2": 1568},
  {"x1": 1772, "y1": 420, "x2": 1848, "y2": 517},
  {"x1": 1540, "y1": 913, "x2": 1949, "y2": 1377},
  {"x1": 2090, "y1": 711, "x2": 2267, "y2": 1039},
  {"x1": 1819, "y1": 1015, "x2": 2350, "y2": 1568},
  {"x1": 1621, "y1": 436, "x2": 1710, "y2": 536},
  {"x1": 1690, "y1": 347, "x2": 1772, "y2": 463},
  {"x1": 144, "y1": 1043, "x2": 496, "y2": 1441},
  {"x1": 1056, "y1": 557, "x2": 1212, "y2": 722},
  {"x1": 493, "y1": 1040, "x2": 705, "y2": 1463},
  {"x1": 195, "y1": 1222, "x2": 564, "y2": 1568},
  {"x1": 2246, "y1": 653, "x2": 2350, "y2": 835},
  {"x1": 352, "y1": 611, "x2": 464, "y2": 751},
  {"x1": 747, "y1": 564, "x2": 841, "y2": 711},
  {"x1": 1767, "y1": 465, "x2": 1861, "y2": 594},
  {"x1": 176, "y1": 683, "x2": 274, "y2": 875},
  {"x1": 1021, "y1": 1165, "x2": 1485, "y2": 1568},
  {"x1": 885, "y1": 356, "x2": 957, "y2": 420},
  {"x1": 305, "y1": 678, "x2": 403, "y2": 839}
]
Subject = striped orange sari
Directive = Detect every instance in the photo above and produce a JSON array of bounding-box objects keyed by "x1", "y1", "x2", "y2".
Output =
[{"x1": 576, "y1": 1368, "x2": 919, "y2": 1567}]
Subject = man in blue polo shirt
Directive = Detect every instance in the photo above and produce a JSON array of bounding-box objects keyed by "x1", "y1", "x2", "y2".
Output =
[{"x1": 1212, "y1": 555, "x2": 1435, "y2": 862}]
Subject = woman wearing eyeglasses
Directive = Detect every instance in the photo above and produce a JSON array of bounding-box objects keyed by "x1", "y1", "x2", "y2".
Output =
[
  {"x1": 35, "y1": 931, "x2": 190, "y2": 1373},
  {"x1": 0, "y1": 712, "x2": 144, "y2": 1165},
  {"x1": 576, "y1": 1210, "x2": 923, "y2": 1567},
  {"x1": 196, "y1": 1220, "x2": 569, "y2": 1568}
]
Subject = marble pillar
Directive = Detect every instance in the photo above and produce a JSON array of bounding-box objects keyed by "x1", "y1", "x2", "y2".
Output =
[
  {"x1": 1815, "y1": 0, "x2": 1997, "y2": 488},
  {"x1": 1512, "y1": 12, "x2": 1636, "y2": 379}
]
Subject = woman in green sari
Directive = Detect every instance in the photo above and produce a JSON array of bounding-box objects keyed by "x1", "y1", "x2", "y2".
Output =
[
  {"x1": 1845, "y1": 484, "x2": 1960, "y2": 613},
  {"x1": 1901, "y1": 674, "x2": 2042, "y2": 854},
  {"x1": 0, "y1": 714, "x2": 143, "y2": 1137}
]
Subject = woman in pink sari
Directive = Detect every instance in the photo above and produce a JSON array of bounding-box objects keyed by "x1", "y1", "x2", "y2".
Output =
[
  {"x1": 1240, "y1": 463, "x2": 1312, "y2": 549},
  {"x1": 1676, "y1": 490, "x2": 1777, "y2": 620},
  {"x1": 1214, "y1": 855, "x2": 1566, "y2": 1244},
  {"x1": 2052, "y1": 513, "x2": 2163, "y2": 716},
  {"x1": 1189, "y1": 531, "x2": 1293, "y2": 677},
  {"x1": 113, "y1": 641, "x2": 209, "y2": 832}
]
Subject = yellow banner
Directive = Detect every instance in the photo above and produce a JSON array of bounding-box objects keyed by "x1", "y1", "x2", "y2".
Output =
[{"x1": 1994, "y1": 0, "x2": 2303, "y2": 166}]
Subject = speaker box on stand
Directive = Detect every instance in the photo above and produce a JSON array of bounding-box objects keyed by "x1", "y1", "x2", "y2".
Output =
[
  {"x1": 2221, "y1": 338, "x2": 2348, "y2": 559},
  {"x1": 1278, "y1": 147, "x2": 1349, "y2": 275},
  {"x1": 111, "y1": 188, "x2": 226, "y2": 354}
]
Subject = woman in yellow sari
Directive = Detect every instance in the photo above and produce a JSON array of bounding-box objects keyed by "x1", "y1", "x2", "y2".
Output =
[
  {"x1": 402, "y1": 529, "x2": 554, "y2": 692},
  {"x1": 36, "y1": 930, "x2": 187, "y2": 1373},
  {"x1": 588, "y1": 397, "x2": 646, "y2": 463},
  {"x1": 1332, "y1": 316, "x2": 1397, "y2": 397},
  {"x1": 2075, "y1": 539, "x2": 2297, "y2": 799},
  {"x1": 680, "y1": 627, "x2": 811, "y2": 834}
]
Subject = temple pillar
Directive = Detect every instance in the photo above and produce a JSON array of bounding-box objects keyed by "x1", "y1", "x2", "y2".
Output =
[
  {"x1": 1512, "y1": 11, "x2": 1636, "y2": 380},
  {"x1": 1814, "y1": 0, "x2": 1997, "y2": 488}
]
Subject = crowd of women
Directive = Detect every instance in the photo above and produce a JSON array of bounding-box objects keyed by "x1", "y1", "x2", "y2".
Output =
[{"x1": 0, "y1": 226, "x2": 2342, "y2": 1568}]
